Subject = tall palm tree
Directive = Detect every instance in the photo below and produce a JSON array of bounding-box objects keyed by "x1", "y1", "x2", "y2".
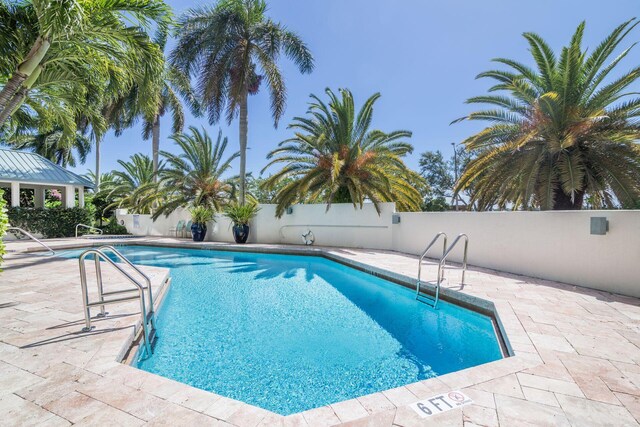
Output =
[
  {"x1": 6, "y1": 126, "x2": 91, "y2": 167},
  {"x1": 144, "y1": 65, "x2": 198, "y2": 181},
  {"x1": 454, "y1": 19, "x2": 640, "y2": 210},
  {"x1": 262, "y1": 88, "x2": 424, "y2": 217},
  {"x1": 98, "y1": 154, "x2": 161, "y2": 214},
  {"x1": 170, "y1": 0, "x2": 314, "y2": 205},
  {"x1": 122, "y1": 35, "x2": 198, "y2": 180},
  {"x1": 153, "y1": 126, "x2": 240, "y2": 219}
]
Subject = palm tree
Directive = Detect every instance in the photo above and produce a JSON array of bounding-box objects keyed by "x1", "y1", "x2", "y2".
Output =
[
  {"x1": 0, "y1": 0, "x2": 172, "y2": 190},
  {"x1": 98, "y1": 154, "x2": 161, "y2": 214},
  {"x1": 454, "y1": 20, "x2": 640, "y2": 210},
  {"x1": 0, "y1": 47, "x2": 115, "y2": 163},
  {"x1": 6, "y1": 126, "x2": 91, "y2": 167},
  {"x1": 0, "y1": 0, "x2": 171, "y2": 124},
  {"x1": 153, "y1": 127, "x2": 240, "y2": 219},
  {"x1": 170, "y1": 0, "x2": 314, "y2": 205},
  {"x1": 111, "y1": 32, "x2": 199, "y2": 181},
  {"x1": 262, "y1": 88, "x2": 424, "y2": 217},
  {"x1": 144, "y1": 65, "x2": 198, "y2": 181},
  {"x1": 84, "y1": 170, "x2": 115, "y2": 190}
]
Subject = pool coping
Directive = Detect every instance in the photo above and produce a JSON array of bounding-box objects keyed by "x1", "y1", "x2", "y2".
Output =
[
  {"x1": 49, "y1": 239, "x2": 517, "y2": 413},
  {"x1": 6, "y1": 237, "x2": 640, "y2": 425}
]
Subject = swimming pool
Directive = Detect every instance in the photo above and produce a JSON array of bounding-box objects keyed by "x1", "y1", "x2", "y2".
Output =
[{"x1": 62, "y1": 245, "x2": 503, "y2": 415}]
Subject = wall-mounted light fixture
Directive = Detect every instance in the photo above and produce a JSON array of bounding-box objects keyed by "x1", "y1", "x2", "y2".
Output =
[
  {"x1": 392, "y1": 213, "x2": 401, "y2": 224},
  {"x1": 286, "y1": 207, "x2": 293, "y2": 215},
  {"x1": 590, "y1": 217, "x2": 608, "y2": 235}
]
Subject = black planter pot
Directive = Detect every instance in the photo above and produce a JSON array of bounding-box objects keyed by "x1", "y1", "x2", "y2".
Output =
[
  {"x1": 191, "y1": 223, "x2": 207, "y2": 242},
  {"x1": 232, "y1": 224, "x2": 250, "y2": 244}
]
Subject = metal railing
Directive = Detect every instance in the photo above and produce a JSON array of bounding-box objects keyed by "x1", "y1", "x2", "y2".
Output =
[
  {"x1": 75, "y1": 223, "x2": 103, "y2": 238},
  {"x1": 78, "y1": 248, "x2": 153, "y2": 357},
  {"x1": 416, "y1": 232, "x2": 447, "y2": 299},
  {"x1": 97, "y1": 245, "x2": 155, "y2": 328},
  {"x1": 6, "y1": 227, "x2": 55, "y2": 255},
  {"x1": 416, "y1": 233, "x2": 469, "y2": 308},
  {"x1": 433, "y1": 234, "x2": 469, "y2": 308}
]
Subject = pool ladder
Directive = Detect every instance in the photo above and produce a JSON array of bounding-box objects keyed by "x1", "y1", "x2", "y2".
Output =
[
  {"x1": 78, "y1": 245, "x2": 157, "y2": 357},
  {"x1": 416, "y1": 233, "x2": 469, "y2": 308}
]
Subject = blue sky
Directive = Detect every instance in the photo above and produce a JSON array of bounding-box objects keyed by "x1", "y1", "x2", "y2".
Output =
[{"x1": 71, "y1": 0, "x2": 640, "y2": 178}]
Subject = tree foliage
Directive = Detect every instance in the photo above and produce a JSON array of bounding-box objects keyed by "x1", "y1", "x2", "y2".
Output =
[
  {"x1": 262, "y1": 88, "x2": 425, "y2": 217},
  {"x1": 0, "y1": 0, "x2": 172, "y2": 177},
  {"x1": 6, "y1": 126, "x2": 91, "y2": 167},
  {"x1": 153, "y1": 127, "x2": 239, "y2": 219},
  {"x1": 454, "y1": 19, "x2": 640, "y2": 210},
  {"x1": 170, "y1": 0, "x2": 314, "y2": 203},
  {"x1": 97, "y1": 154, "x2": 161, "y2": 214},
  {"x1": 419, "y1": 147, "x2": 473, "y2": 211}
]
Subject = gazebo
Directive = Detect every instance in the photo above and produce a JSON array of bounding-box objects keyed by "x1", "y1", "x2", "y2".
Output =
[{"x1": 0, "y1": 148, "x2": 94, "y2": 208}]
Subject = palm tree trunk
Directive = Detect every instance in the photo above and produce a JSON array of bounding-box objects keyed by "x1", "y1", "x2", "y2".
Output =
[
  {"x1": 152, "y1": 114, "x2": 160, "y2": 182},
  {"x1": 239, "y1": 89, "x2": 249, "y2": 205},
  {"x1": 95, "y1": 138, "x2": 101, "y2": 190},
  {"x1": 0, "y1": 74, "x2": 27, "y2": 120},
  {"x1": 553, "y1": 188, "x2": 585, "y2": 210},
  {"x1": 0, "y1": 36, "x2": 50, "y2": 119},
  {"x1": 0, "y1": 65, "x2": 42, "y2": 127},
  {"x1": 0, "y1": 89, "x2": 27, "y2": 126}
]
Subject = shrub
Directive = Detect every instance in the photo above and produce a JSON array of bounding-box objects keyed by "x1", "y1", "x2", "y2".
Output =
[
  {"x1": 86, "y1": 192, "x2": 115, "y2": 226},
  {"x1": 99, "y1": 217, "x2": 129, "y2": 235},
  {"x1": 0, "y1": 190, "x2": 8, "y2": 269},
  {"x1": 189, "y1": 205, "x2": 215, "y2": 225},
  {"x1": 224, "y1": 202, "x2": 260, "y2": 226},
  {"x1": 7, "y1": 207, "x2": 93, "y2": 238}
]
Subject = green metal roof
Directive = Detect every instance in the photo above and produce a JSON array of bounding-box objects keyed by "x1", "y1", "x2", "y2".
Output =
[{"x1": 0, "y1": 149, "x2": 94, "y2": 188}]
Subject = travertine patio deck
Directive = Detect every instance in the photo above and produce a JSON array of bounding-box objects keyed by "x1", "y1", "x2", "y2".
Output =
[{"x1": 1, "y1": 237, "x2": 639, "y2": 426}]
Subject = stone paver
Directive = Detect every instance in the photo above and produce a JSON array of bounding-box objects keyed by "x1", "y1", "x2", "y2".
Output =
[{"x1": 1, "y1": 237, "x2": 639, "y2": 426}]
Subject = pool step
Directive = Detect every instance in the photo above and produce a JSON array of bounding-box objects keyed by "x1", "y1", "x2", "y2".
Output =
[
  {"x1": 148, "y1": 327, "x2": 158, "y2": 347},
  {"x1": 416, "y1": 288, "x2": 437, "y2": 307}
]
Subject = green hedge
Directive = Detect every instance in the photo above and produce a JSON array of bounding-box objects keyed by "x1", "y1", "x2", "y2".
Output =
[
  {"x1": 7, "y1": 207, "x2": 93, "y2": 238},
  {"x1": 99, "y1": 216, "x2": 129, "y2": 235},
  {"x1": 0, "y1": 190, "x2": 7, "y2": 269}
]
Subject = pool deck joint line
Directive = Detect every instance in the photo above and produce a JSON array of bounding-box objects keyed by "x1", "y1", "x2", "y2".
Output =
[{"x1": 1, "y1": 237, "x2": 640, "y2": 426}]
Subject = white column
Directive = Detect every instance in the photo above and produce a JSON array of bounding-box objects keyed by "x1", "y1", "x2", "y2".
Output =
[
  {"x1": 78, "y1": 187, "x2": 85, "y2": 208},
  {"x1": 34, "y1": 188, "x2": 45, "y2": 208},
  {"x1": 10, "y1": 181, "x2": 20, "y2": 207},
  {"x1": 64, "y1": 185, "x2": 75, "y2": 208}
]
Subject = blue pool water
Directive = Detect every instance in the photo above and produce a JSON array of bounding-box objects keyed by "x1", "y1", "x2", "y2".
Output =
[{"x1": 61, "y1": 245, "x2": 503, "y2": 415}]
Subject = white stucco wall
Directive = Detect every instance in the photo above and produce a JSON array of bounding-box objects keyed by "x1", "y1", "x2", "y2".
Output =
[
  {"x1": 391, "y1": 210, "x2": 640, "y2": 298},
  {"x1": 116, "y1": 202, "x2": 395, "y2": 249},
  {"x1": 115, "y1": 206, "x2": 640, "y2": 298}
]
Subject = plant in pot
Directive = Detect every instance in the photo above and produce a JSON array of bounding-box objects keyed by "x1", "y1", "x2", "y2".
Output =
[
  {"x1": 224, "y1": 202, "x2": 260, "y2": 244},
  {"x1": 189, "y1": 205, "x2": 215, "y2": 242}
]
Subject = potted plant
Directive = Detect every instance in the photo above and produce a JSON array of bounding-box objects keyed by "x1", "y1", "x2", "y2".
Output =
[
  {"x1": 189, "y1": 205, "x2": 215, "y2": 242},
  {"x1": 224, "y1": 202, "x2": 260, "y2": 244}
]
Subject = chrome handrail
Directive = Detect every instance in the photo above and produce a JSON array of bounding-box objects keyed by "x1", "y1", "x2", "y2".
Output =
[
  {"x1": 78, "y1": 248, "x2": 152, "y2": 356},
  {"x1": 416, "y1": 232, "x2": 447, "y2": 299},
  {"x1": 76, "y1": 223, "x2": 103, "y2": 238},
  {"x1": 5, "y1": 227, "x2": 55, "y2": 255},
  {"x1": 433, "y1": 233, "x2": 469, "y2": 308},
  {"x1": 97, "y1": 245, "x2": 155, "y2": 327}
]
